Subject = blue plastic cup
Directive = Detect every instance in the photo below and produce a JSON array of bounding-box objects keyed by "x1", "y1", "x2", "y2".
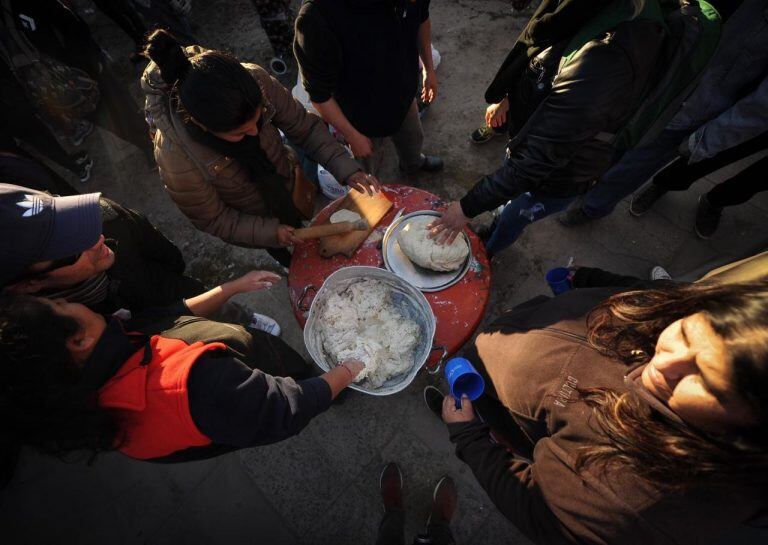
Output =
[
  {"x1": 444, "y1": 357, "x2": 485, "y2": 409},
  {"x1": 545, "y1": 267, "x2": 573, "y2": 295}
]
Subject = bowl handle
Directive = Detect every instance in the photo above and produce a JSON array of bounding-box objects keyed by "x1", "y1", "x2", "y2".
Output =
[
  {"x1": 426, "y1": 345, "x2": 448, "y2": 375},
  {"x1": 297, "y1": 284, "x2": 318, "y2": 312}
]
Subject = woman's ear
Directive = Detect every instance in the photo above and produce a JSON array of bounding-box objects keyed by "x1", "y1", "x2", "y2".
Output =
[{"x1": 65, "y1": 330, "x2": 98, "y2": 362}]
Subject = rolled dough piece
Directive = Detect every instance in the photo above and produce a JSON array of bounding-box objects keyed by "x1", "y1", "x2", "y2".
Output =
[
  {"x1": 397, "y1": 217, "x2": 469, "y2": 272},
  {"x1": 330, "y1": 209, "x2": 362, "y2": 224}
]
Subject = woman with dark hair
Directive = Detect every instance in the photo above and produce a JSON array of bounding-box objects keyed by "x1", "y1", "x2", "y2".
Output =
[
  {"x1": 429, "y1": 281, "x2": 768, "y2": 544},
  {"x1": 141, "y1": 30, "x2": 378, "y2": 267},
  {"x1": 0, "y1": 269, "x2": 363, "y2": 469}
]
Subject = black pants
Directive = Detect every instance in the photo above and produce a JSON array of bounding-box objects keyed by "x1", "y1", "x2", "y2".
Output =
[
  {"x1": 652, "y1": 132, "x2": 768, "y2": 208},
  {"x1": 0, "y1": 76, "x2": 84, "y2": 176},
  {"x1": 375, "y1": 509, "x2": 455, "y2": 545},
  {"x1": 93, "y1": 0, "x2": 147, "y2": 45},
  {"x1": 249, "y1": 0, "x2": 295, "y2": 56},
  {"x1": 90, "y1": 62, "x2": 154, "y2": 157}
]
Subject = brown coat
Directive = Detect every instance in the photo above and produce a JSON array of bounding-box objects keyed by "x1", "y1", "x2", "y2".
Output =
[
  {"x1": 452, "y1": 288, "x2": 766, "y2": 545},
  {"x1": 141, "y1": 47, "x2": 360, "y2": 248}
]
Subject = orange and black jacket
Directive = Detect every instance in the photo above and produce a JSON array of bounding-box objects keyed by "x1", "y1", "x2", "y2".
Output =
[{"x1": 79, "y1": 302, "x2": 332, "y2": 461}]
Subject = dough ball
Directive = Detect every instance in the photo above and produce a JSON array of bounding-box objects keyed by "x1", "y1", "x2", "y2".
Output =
[
  {"x1": 397, "y1": 217, "x2": 469, "y2": 272},
  {"x1": 330, "y1": 209, "x2": 362, "y2": 224}
]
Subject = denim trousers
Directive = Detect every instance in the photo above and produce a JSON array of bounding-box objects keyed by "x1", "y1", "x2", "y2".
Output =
[{"x1": 579, "y1": 128, "x2": 690, "y2": 218}]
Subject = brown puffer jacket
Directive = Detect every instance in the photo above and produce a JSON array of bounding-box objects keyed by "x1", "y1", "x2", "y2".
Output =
[{"x1": 141, "y1": 47, "x2": 361, "y2": 248}]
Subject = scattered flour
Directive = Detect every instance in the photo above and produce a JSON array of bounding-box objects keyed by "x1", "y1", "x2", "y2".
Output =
[
  {"x1": 397, "y1": 217, "x2": 469, "y2": 271},
  {"x1": 318, "y1": 278, "x2": 420, "y2": 388},
  {"x1": 330, "y1": 209, "x2": 362, "y2": 224}
]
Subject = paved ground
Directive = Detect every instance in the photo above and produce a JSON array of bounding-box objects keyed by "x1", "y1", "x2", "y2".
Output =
[{"x1": 2, "y1": 1, "x2": 768, "y2": 544}]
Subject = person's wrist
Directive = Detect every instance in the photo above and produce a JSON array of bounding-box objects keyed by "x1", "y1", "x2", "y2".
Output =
[
  {"x1": 345, "y1": 170, "x2": 363, "y2": 183},
  {"x1": 220, "y1": 281, "x2": 240, "y2": 297},
  {"x1": 339, "y1": 362, "x2": 355, "y2": 382}
]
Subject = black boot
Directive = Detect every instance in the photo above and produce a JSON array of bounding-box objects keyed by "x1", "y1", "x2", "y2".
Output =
[
  {"x1": 694, "y1": 194, "x2": 722, "y2": 239},
  {"x1": 629, "y1": 183, "x2": 667, "y2": 216}
]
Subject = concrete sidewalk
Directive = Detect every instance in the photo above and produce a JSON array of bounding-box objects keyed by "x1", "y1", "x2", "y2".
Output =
[{"x1": 2, "y1": 1, "x2": 767, "y2": 544}]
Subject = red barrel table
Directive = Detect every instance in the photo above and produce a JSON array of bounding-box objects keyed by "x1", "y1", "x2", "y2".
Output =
[{"x1": 288, "y1": 185, "x2": 492, "y2": 372}]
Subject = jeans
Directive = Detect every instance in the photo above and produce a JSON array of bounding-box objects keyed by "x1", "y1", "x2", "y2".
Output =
[
  {"x1": 486, "y1": 191, "x2": 576, "y2": 255},
  {"x1": 249, "y1": 0, "x2": 295, "y2": 57},
  {"x1": 359, "y1": 100, "x2": 425, "y2": 176},
  {"x1": 285, "y1": 139, "x2": 321, "y2": 187},
  {"x1": 579, "y1": 128, "x2": 690, "y2": 218}
]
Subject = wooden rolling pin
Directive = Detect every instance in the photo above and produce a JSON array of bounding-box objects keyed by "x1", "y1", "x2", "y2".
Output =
[{"x1": 294, "y1": 219, "x2": 369, "y2": 240}]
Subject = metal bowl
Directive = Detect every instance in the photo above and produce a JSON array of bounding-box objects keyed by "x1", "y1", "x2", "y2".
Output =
[
  {"x1": 303, "y1": 266, "x2": 436, "y2": 396},
  {"x1": 382, "y1": 210, "x2": 472, "y2": 292}
]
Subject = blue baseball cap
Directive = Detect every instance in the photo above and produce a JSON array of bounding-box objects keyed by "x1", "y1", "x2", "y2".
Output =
[{"x1": 0, "y1": 184, "x2": 102, "y2": 286}]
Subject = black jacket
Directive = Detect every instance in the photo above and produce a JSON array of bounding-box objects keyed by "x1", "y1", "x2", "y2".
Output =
[
  {"x1": 294, "y1": 0, "x2": 430, "y2": 137},
  {"x1": 460, "y1": 18, "x2": 665, "y2": 217}
]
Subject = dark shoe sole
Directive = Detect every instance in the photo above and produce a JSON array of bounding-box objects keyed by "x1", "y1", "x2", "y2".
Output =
[
  {"x1": 379, "y1": 462, "x2": 403, "y2": 512},
  {"x1": 628, "y1": 200, "x2": 651, "y2": 217},
  {"x1": 426, "y1": 476, "x2": 457, "y2": 527},
  {"x1": 423, "y1": 385, "x2": 444, "y2": 419},
  {"x1": 693, "y1": 195, "x2": 720, "y2": 240}
]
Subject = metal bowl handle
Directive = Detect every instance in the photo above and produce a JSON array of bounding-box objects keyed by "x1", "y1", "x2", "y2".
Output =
[
  {"x1": 297, "y1": 284, "x2": 317, "y2": 312},
  {"x1": 426, "y1": 345, "x2": 448, "y2": 375}
]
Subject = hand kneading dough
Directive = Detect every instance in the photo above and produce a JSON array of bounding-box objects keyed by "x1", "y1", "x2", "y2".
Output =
[
  {"x1": 318, "y1": 279, "x2": 419, "y2": 388},
  {"x1": 397, "y1": 217, "x2": 469, "y2": 272},
  {"x1": 330, "y1": 209, "x2": 362, "y2": 224}
]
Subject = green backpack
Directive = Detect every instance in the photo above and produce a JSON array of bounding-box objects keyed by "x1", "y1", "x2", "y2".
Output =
[{"x1": 563, "y1": 0, "x2": 722, "y2": 151}]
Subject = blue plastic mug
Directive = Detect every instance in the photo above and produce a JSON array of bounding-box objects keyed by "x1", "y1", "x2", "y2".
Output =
[
  {"x1": 545, "y1": 267, "x2": 573, "y2": 295},
  {"x1": 444, "y1": 357, "x2": 485, "y2": 409}
]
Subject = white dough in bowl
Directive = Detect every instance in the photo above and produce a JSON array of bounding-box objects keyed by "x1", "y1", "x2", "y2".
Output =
[
  {"x1": 317, "y1": 279, "x2": 420, "y2": 388},
  {"x1": 397, "y1": 217, "x2": 469, "y2": 272},
  {"x1": 330, "y1": 209, "x2": 362, "y2": 224}
]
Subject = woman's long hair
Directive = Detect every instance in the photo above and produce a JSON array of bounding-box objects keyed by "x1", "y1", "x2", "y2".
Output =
[
  {"x1": 0, "y1": 295, "x2": 122, "y2": 458},
  {"x1": 577, "y1": 279, "x2": 768, "y2": 490},
  {"x1": 144, "y1": 29, "x2": 263, "y2": 132}
]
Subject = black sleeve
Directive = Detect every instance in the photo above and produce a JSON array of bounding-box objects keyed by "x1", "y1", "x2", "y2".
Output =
[
  {"x1": 102, "y1": 199, "x2": 205, "y2": 309},
  {"x1": 420, "y1": 0, "x2": 430, "y2": 23},
  {"x1": 460, "y1": 42, "x2": 635, "y2": 217},
  {"x1": 571, "y1": 267, "x2": 652, "y2": 289},
  {"x1": 448, "y1": 421, "x2": 569, "y2": 544},
  {"x1": 102, "y1": 199, "x2": 187, "y2": 274},
  {"x1": 294, "y1": 3, "x2": 343, "y2": 103},
  {"x1": 187, "y1": 352, "x2": 333, "y2": 447}
]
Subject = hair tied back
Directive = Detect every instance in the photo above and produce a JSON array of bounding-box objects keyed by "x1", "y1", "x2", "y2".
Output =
[{"x1": 144, "y1": 29, "x2": 192, "y2": 84}]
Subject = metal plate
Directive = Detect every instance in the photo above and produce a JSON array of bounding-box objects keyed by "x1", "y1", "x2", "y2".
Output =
[{"x1": 382, "y1": 210, "x2": 471, "y2": 292}]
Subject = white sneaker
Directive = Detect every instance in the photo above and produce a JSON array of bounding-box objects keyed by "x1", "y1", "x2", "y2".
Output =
[
  {"x1": 249, "y1": 312, "x2": 282, "y2": 337},
  {"x1": 650, "y1": 266, "x2": 672, "y2": 281}
]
